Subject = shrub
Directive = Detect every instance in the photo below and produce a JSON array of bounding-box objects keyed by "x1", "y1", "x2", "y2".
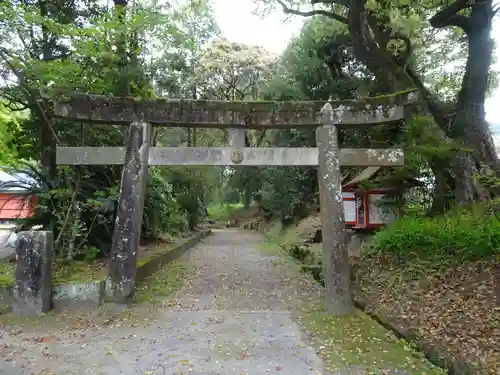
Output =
[
  {"x1": 143, "y1": 168, "x2": 187, "y2": 237},
  {"x1": 367, "y1": 201, "x2": 500, "y2": 264}
]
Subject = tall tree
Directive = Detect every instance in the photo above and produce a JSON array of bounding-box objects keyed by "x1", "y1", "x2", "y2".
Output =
[
  {"x1": 193, "y1": 38, "x2": 278, "y2": 206},
  {"x1": 270, "y1": 0, "x2": 499, "y2": 204}
]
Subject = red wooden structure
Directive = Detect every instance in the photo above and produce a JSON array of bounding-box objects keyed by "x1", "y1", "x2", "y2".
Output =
[
  {"x1": 342, "y1": 167, "x2": 396, "y2": 230},
  {"x1": 0, "y1": 193, "x2": 36, "y2": 220},
  {"x1": 0, "y1": 170, "x2": 37, "y2": 221}
]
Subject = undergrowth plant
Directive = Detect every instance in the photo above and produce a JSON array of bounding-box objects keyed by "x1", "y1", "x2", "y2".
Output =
[{"x1": 366, "y1": 200, "x2": 500, "y2": 265}]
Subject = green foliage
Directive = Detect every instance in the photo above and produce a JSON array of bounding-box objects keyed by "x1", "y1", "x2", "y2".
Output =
[
  {"x1": 273, "y1": 17, "x2": 367, "y2": 101},
  {"x1": 207, "y1": 202, "x2": 244, "y2": 223},
  {"x1": 165, "y1": 167, "x2": 209, "y2": 229},
  {"x1": 367, "y1": 201, "x2": 500, "y2": 264},
  {"x1": 259, "y1": 166, "x2": 316, "y2": 221},
  {"x1": 0, "y1": 104, "x2": 23, "y2": 166},
  {"x1": 0, "y1": 162, "x2": 119, "y2": 258},
  {"x1": 143, "y1": 168, "x2": 187, "y2": 237}
]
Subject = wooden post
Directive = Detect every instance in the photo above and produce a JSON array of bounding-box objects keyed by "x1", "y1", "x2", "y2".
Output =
[
  {"x1": 316, "y1": 103, "x2": 355, "y2": 315},
  {"x1": 105, "y1": 121, "x2": 152, "y2": 303}
]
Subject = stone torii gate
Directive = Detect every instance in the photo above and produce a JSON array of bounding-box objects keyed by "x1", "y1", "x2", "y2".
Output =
[{"x1": 53, "y1": 91, "x2": 417, "y2": 315}]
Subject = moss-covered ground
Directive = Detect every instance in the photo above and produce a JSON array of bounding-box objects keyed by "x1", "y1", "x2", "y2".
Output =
[
  {"x1": 260, "y1": 239, "x2": 445, "y2": 374},
  {"x1": 0, "y1": 233, "x2": 198, "y2": 287}
]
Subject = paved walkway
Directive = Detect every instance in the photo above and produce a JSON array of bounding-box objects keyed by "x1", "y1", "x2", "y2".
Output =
[{"x1": 0, "y1": 230, "x2": 327, "y2": 375}]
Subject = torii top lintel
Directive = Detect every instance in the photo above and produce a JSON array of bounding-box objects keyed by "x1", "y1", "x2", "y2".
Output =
[{"x1": 53, "y1": 90, "x2": 419, "y2": 129}]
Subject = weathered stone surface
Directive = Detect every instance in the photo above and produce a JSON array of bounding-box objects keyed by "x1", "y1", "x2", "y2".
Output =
[
  {"x1": 57, "y1": 146, "x2": 404, "y2": 166},
  {"x1": 12, "y1": 231, "x2": 53, "y2": 316},
  {"x1": 0, "y1": 285, "x2": 12, "y2": 306},
  {"x1": 52, "y1": 281, "x2": 105, "y2": 310},
  {"x1": 316, "y1": 103, "x2": 355, "y2": 316},
  {"x1": 53, "y1": 91, "x2": 418, "y2": 128},
  {"x1": 227, "y1": 128, "x2": 245, "y2": 148},
  {"x1": 105, "y1": 122, "x2": 152, "y2": 303}
]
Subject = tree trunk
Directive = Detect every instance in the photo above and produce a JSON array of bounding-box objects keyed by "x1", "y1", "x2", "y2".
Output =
[
  {"x1": 38, "y1": 1, "x2": 57, "y2": 179},
  {"x1": 243, "y1": 189, "x2": 252, "y2": 208},
  {"x1": 113, "y1": 0, "x2": 130, "y2": 96},
  {"x1": 347, "y1": 0, "x2": 498, "y2": 204},
  {"x1": 432, "y1": 0, "x2": 498, "y2": 202},
  {"x1": 453, "y1": 25, "x2": 497, "y2": 169},
  {"x1": 40, "y1": 124, "x2": 56, "y2": 178},
  {"x1": 429, "y1": 162, "x2": 452, "y2": 215},
  {"x1": 347, "y1": 0, "x2": 413, "y2": 92}
]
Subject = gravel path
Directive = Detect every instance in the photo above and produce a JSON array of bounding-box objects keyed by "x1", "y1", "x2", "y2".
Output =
[{"x1": 0, "y1": 229, "x2": 327, "y2": 375}]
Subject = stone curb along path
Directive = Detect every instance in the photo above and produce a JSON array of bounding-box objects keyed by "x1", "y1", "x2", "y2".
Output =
[{"x1": 0, "y1": 229, "x2": 438, "y2": 375}]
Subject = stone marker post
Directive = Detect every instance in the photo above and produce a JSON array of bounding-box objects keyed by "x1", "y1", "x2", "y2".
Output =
[
  {"x1": 12, "y1": 231, "x2": 53, "y2": 316},
  {"x1": 106, "y1": 121, "x2": 152, "y2": 303},
  {"x1": 316, "y1": 103, "x2": 355, "y2": 315}
]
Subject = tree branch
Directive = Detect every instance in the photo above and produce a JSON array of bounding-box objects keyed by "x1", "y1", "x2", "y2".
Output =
[
  {"x1": 0, "y1": 48, "x2": 60, "y2": 144},
  {"x1": 430, "y1": 0, "x2": 473, "y2": 32},
  {"x1": 311, "y1": 0, "x2": 349, "y2": 6},
  {"x1": 404, "y1": 64, "x2": 450, "y2": 129},
  {"x1": 492, "y1": 2, "x2": 500, "y2": 16},
  {"x1": 276, "y1": 0, "x2": 348, "y2": 23},
  {"x1": 387, "y1": 34, "x2": 413, "y2": 65}
]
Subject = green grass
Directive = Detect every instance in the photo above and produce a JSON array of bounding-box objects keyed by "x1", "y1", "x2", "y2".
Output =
[
  {"x1": 0, "y1": 258, "x2": 108, "y2": 287},
  {"x1": 366, "y1": 200, "x2": 500, "y2": 268},
  {"x1": 0, "y1": 235, "x2": 196, "y2": 287},
  {"x1": 135, "y1": 259, "x2": 195, "y2": 303},
  {"x1": 52, "y1": 260, "x2": 107, "y2": 285},
  {"x1": 0, "y1": 262, "x2": 15, "y2": 286},
  {"x1": 301, "y1": 304, "x2": 446, "y2": 374},
  {"x1": 207, "y1": 202, "x2": 245, "y2": 221}
]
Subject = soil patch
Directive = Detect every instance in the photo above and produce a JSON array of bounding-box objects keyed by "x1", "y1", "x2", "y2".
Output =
[{"x1": 352, "y1": 255, "x2": 499, "y2": 374}]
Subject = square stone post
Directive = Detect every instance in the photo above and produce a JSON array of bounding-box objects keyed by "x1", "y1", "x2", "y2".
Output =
[
  {"x1": 12, "y1": 231, "x2": 53, "y2": 316},
  {"x1": 316, "y1": 103, "x2": 355, "y2": 315},
  {"x1": 106, "y1": 121, "x2": 152, "y2": 303}
]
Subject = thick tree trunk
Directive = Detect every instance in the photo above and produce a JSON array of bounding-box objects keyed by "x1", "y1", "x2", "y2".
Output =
[
  {"x1": 453, "y1": 29, "x2": 497, "y2": 170},
  {"x1": 451, "y1": 154, "x2": 489, "y2": 203},
  {"x1": 429, "y1": 161, "x2": 453, "y2": 215},
  {"x1": 347, "y1": 0, "x2": 498, "y2": 204},
  {"x1": 431, "y1": 0, "x2": 498, "y2": 202},
  {"x1": 347, "y1": 0, "x2": 413, "y2": 92}
]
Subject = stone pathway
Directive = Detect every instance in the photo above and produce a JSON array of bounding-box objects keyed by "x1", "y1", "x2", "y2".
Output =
[
  {"x1": 0, "y1": 230, "x2": 326, "y2": 374},
  {"x1": 0, "y1": 229, "x2": 438, "y2": 375}
]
